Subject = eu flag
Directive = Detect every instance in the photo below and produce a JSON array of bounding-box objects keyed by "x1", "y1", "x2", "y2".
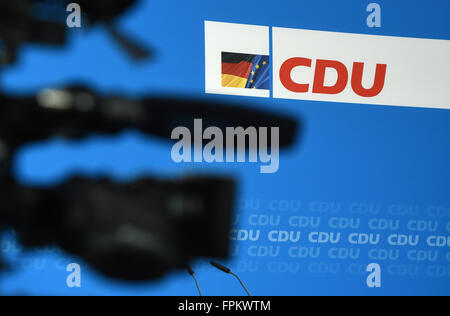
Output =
[{"x1": 245, "y1": 55, "x2": 270, "y2": 90}]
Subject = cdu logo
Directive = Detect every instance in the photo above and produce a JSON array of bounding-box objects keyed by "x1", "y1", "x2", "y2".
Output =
[{"x1": 205, "y1": 20, "x2": 450, "y2": 110}]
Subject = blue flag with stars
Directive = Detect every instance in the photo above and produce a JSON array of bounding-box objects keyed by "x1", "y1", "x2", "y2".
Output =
[{"x1": 245, "y1": 55, "x2": 270, "y2": 90}]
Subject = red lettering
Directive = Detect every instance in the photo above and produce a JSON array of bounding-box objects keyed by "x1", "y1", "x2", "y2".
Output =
[
  {"x1": 279, "y1": 57, "x2": 387, "y2": 98},
  {"x1": 279, "y1": 57, "x2": 312, "y2": 93},
  {"x1": 351, "y1": 62, "x2": 387, "y2": 97},
  {"x1": 312, "y1": 59, "x2": 348, "y2": 94}
]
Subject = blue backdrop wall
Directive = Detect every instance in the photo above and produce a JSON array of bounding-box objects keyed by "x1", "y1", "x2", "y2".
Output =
[{"x1": 1, "y1": 0, "x2": 449, "y2": 295}]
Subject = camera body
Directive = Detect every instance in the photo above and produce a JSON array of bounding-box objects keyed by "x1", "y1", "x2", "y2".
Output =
[{"x1": 7, "y1": 176, "x2": 235, "y2": 280}]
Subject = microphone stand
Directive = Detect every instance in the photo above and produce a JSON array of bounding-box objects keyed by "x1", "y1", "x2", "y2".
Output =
[
  {"x1": 187, "y1": 266, "x2": 202, "y2": 296},
  {"x1": 210, "y1": 261, "x2": 251, "y2": 296},
  {"x1": 229, "y1": 271, "x2": 251, "y2": 297}
]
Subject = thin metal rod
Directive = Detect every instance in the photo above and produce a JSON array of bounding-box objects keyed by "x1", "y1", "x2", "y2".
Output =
[
  {"x1": 230, "y1": 272, "x2": 251, "y2": 296},
  {"x1": 191, "y1": 273, "x2": 202, "y2": 296}
]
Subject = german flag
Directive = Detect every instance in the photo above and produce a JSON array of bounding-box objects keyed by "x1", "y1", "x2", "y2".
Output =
[
  {"x1": 222, "y1": 52, "x2": 255, "y2": 88},
  {"x1": 222, "y1": 52, "x2": 270, "y2": 90}
]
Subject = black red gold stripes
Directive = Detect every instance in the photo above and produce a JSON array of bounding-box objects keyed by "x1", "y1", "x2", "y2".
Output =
[{"x1": 221, "y1": 52, "x2": 254, "y2": 88}]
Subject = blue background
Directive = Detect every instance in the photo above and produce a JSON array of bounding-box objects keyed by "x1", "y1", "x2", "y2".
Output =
[{"x1": 1, "y1": 0, "x2": 449, "y2": 295}]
